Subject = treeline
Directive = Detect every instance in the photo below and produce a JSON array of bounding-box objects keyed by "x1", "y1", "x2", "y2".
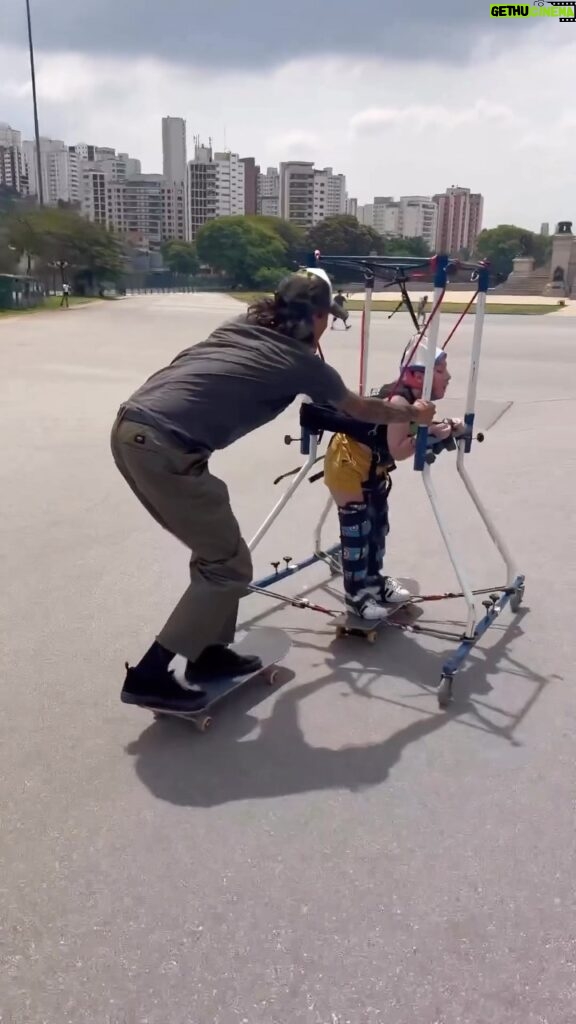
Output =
[{"x1": 0, "y1": 186, "x2": 552, "y2": 292}]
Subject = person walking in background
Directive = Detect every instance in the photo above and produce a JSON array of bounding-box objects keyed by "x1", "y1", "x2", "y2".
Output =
[
  {"x1": 60, "y1": 282, "x2": 70, "y2": 309},
  {"x1": 417, "y1": 294, "x2": 428, "y2": 326},
  {"x1": 331, "y1": 290, "x2": 351, "y2": 330}
]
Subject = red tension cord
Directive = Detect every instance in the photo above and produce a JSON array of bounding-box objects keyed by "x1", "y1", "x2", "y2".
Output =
[{"x1": 441, "y1": 289, "x2": 479, "y2": 351}]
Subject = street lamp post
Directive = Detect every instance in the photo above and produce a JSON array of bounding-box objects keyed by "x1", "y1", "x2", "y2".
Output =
[{"x1": 25, "y1": 0, "x2": 44, "y2": 206}]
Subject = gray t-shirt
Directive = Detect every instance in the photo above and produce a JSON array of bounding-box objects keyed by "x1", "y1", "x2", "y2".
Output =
[{"x1": 125, "y1": 316, "x2": 347, "y2": 452}]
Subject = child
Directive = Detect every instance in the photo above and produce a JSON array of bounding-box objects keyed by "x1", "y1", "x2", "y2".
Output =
[{"x1": 323, "y1": 335, "x2": 460, "y2": 620}]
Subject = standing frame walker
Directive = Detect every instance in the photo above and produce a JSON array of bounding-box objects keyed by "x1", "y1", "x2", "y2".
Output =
[{"x1": 245, "y1": 251, "x2": 525, "y2": 709}]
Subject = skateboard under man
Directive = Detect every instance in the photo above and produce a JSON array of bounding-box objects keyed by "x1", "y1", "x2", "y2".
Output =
[{"x1": 153, "y1": 626, "x2": 292, "y2": 731}]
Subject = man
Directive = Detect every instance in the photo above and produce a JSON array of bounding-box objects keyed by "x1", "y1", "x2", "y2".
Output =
[
  {"x1": 111, "y1": 270, "x2": 436, "y2": 711},
  {"x1": 331, "y1": 289, "x2": 351, "y2": 330},
  {"x1": 60, "y1": 282, "x2": 70, "y2": 309},
  {"x1": 417, "y1": 294, "x2": 428, "y2": 326},
  {"x1": 324, "y1": 335, "x2": 460, "y2": 620}
]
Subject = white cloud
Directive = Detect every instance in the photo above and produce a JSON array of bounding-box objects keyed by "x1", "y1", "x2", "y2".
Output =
[
  {"x1": 1, "y1": 21, "x2": 575, "y2": 231},
  {"x1": 269, "y1": 131, "x2": 319, "y2": 161},
  {"x1": 350, "y1": 101, "x2": 517, "y2": 136}
]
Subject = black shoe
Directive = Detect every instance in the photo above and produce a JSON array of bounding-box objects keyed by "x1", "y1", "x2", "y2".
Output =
[
  {"x1": 185, "y1": 645, "x2": 262, "y2": 683},
  {"x1": 121, "y1": 664, "x2": 206, "y2": 711}
]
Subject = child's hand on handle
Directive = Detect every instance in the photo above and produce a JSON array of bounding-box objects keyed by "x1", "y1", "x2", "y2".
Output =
[
  {"x1": 428, "y1": 419, "x2": 453, "y2": 441},
  {"x1": 412, "y1": 399, "x2": 436, "y2": 425}
]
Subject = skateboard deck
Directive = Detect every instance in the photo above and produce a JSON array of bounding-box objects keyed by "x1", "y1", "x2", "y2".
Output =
[
  {"x1": 334, "y1": 600, "x2": 415, "y2": 643},
  {"x1": 153, "y1": 627, "x2": 291, "y2": 732}
]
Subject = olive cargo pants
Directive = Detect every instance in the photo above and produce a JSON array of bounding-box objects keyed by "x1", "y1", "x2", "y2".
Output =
[{"x1": 110, "y1": 413, "x2": 253, "y2": 662}]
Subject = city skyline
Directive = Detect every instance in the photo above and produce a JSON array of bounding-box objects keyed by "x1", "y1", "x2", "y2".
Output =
[
  {"x1": 1, "y1": 9, "x2": 574, "y2": 232},
  {"x1": 2, "y1": 116, "x2": 485, "y2": 255}
]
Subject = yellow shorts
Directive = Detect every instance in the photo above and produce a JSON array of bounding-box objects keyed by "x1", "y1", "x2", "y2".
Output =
[{"x1": 323, "y1": 433, "x2": 389, "y2": 493}]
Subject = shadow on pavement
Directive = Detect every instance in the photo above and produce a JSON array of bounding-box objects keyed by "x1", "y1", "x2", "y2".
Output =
[{"x1": 126, "y1": 606, "x2": 556, "y2": 808}]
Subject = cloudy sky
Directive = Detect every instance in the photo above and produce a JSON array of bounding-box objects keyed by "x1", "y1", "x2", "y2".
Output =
[{"x1": 2, "y1": 1, "x2": 574, "y2": 229}]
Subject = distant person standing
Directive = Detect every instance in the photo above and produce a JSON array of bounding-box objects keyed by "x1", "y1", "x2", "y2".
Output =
[
  {"x1": 60, "y1": 282, "x2": 70, "y2": 309},
  {"x1": 331, "y1": 290, "x2": 351, "y2": 331},
  {"x1": 417, "y1": 294, "x2": 428, "y2": 326}
]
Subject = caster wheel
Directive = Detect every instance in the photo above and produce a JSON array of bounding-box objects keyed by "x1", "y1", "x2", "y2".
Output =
[
  {"x1": 367, "y1": 631, "x2": 377, "y2": 644},
  {"x1": 336, "y1": 627, "x2": 345, "y2": 640},
  {"x1": 510, "y1": 587, "x2": 524, "y2": 614},
  {"x1": 265, "y1": 668, "x2": 279, "y2": 686},
  {"x1": 194, "y1": 715, "x2": 212, "y2": 732},
  {"x1": 437, "y1": 674, "x2": 453, "y2": 709}
]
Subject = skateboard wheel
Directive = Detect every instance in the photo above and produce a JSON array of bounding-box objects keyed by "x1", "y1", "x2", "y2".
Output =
[
  {"x1": 266, "y1": 668, "x2": 279, "y2": 686},
  {"x1": 437, "y1": 674, "x2": 453, "y2": 710},
  {"x1": 195, "y1": 715, "x2": 212, "y2": 732}
]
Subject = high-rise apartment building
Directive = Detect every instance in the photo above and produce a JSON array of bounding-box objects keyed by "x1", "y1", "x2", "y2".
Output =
[
  {"x1": 398, "y1": 196, "x2": 438, "y2": 250},
  {"x1": 279, "y1": 161, "x2": 315, "y2": 227},
  {"x1": 162, "y1": 116, "x2": 187, "y2": 185},
  {"x1": 93, "y1": 153, "x2": 141, "y2": 182},
  {"x1": 433, "y1": 186, "x2": 484, "y2": 254},
  {"x1": 80, "y1": 168, "x2": 109, "y2": 227},
  {"x1": 187, "y1": 142, "x2": 218, "y2": 240},
  {"x1": 346, "y1": 196, "x2": 358, "y2": 218},
  {"x1": 162, "y1": 181, "x2": 187, "y2": 242},
  {"x1": 23, "y1": 138, "x2": 81, "y2": 205},
  {"x1": 120, "y1": 174, "x2": 163, "y2": 249},
  {"x1": 468, "y1": 192, "x2": 484, "y2": 252},
  {"x1": 240, "y1": 157, "x2": 260, "y2": 216},
  {"x1": 0, "y1": 123, "x2": 27, "y2": 194},
  {"x1": 214, "y1": 151, "x2": 245, "y2": 217},
  {"x1": 373, "y1": 197, "x2": 399, "y2": 235},
  {"x1": 359, "y1": 195, "x2": 437, "y2": 249},
  {"x1": 259, "y1": 167, "x2": 279, "y2": 217},
  {"x1": 356, "y1": 203, "x2": 374, "y2": 227},
  {"x1": 312, "y1": 167, "x2": 346, "y2": 224}
]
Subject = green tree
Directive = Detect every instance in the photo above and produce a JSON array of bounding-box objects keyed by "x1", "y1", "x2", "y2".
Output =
[
  {"x1": 474, "y1": 224, "x2": 551, "y2": 279},
  {"x1": 161, "y1": 240, "x2": 200, "y2": 276},
  {"x1": 248, "y1": 217, "x2": 306, "y2": 264},
  {"x1": 5, "y1": 206, "x2": 124, "y2": 286},
  {"x1": 196, "y1": 216, "x2": 288, "y2": 287},
  {"x1": 0, "y1": 187, "x2": 21, "y2": 272},
  {"x1": 252, "y1": 265, "x2": 292, "y2": 291},
  {"x1": 382, "y1": 235, "x2": 431, "y2": 258},
  {"x1": 308, "y1": 215, "x2": 386, "y2": 259}
]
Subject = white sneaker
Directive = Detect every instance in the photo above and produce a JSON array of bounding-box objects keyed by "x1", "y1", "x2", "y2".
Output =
[
  {"x1": 380, "y1": 576, "x2": 412, "y2": 604},
  {"x1": 346, "y1": 597, "x2": 391, "y2": 621}
]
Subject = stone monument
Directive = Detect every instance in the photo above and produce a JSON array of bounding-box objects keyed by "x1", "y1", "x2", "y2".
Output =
[{"x1": 544, "y1": 221, "x2": 575, "y2": 297}]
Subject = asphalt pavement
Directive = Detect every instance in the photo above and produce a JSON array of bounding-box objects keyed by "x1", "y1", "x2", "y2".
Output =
[{"x1": 1, "y1": 294, "x2": 575, "y2": 1024}]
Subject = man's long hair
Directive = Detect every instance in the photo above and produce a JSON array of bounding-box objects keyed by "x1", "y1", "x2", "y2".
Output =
[{"x1": 247, "y1": 276, "x2": 331, "y2": 343}]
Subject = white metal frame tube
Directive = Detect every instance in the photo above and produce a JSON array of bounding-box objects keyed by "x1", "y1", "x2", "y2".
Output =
[
  {"x1": 358, "y1": 276, "x2": 373, "y2": 396},
  {"x1": 313, "y1": 493, "x2": 334, "y2": 556},
  {"x1": 456, "y1": 285, "x2": 517, "y2": 586},
  {"x1": 423, "y1": 465, "x2": 477, "y2": 638},
  {"x1": 455, "y1": 458, "x2": 517, "y2": 588},
  {"x1": 419, "y1": 259, "x2": 477, "y2": 636},
  {"x1": 248, "y1": 433, "x2": 318, "y2": 552},
  {"x1": 463, "y1": 289, "x2": 486, "y2": 420},
  {"x1": 420, "y1": 283, "x2": 443, "y2": 401}
]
